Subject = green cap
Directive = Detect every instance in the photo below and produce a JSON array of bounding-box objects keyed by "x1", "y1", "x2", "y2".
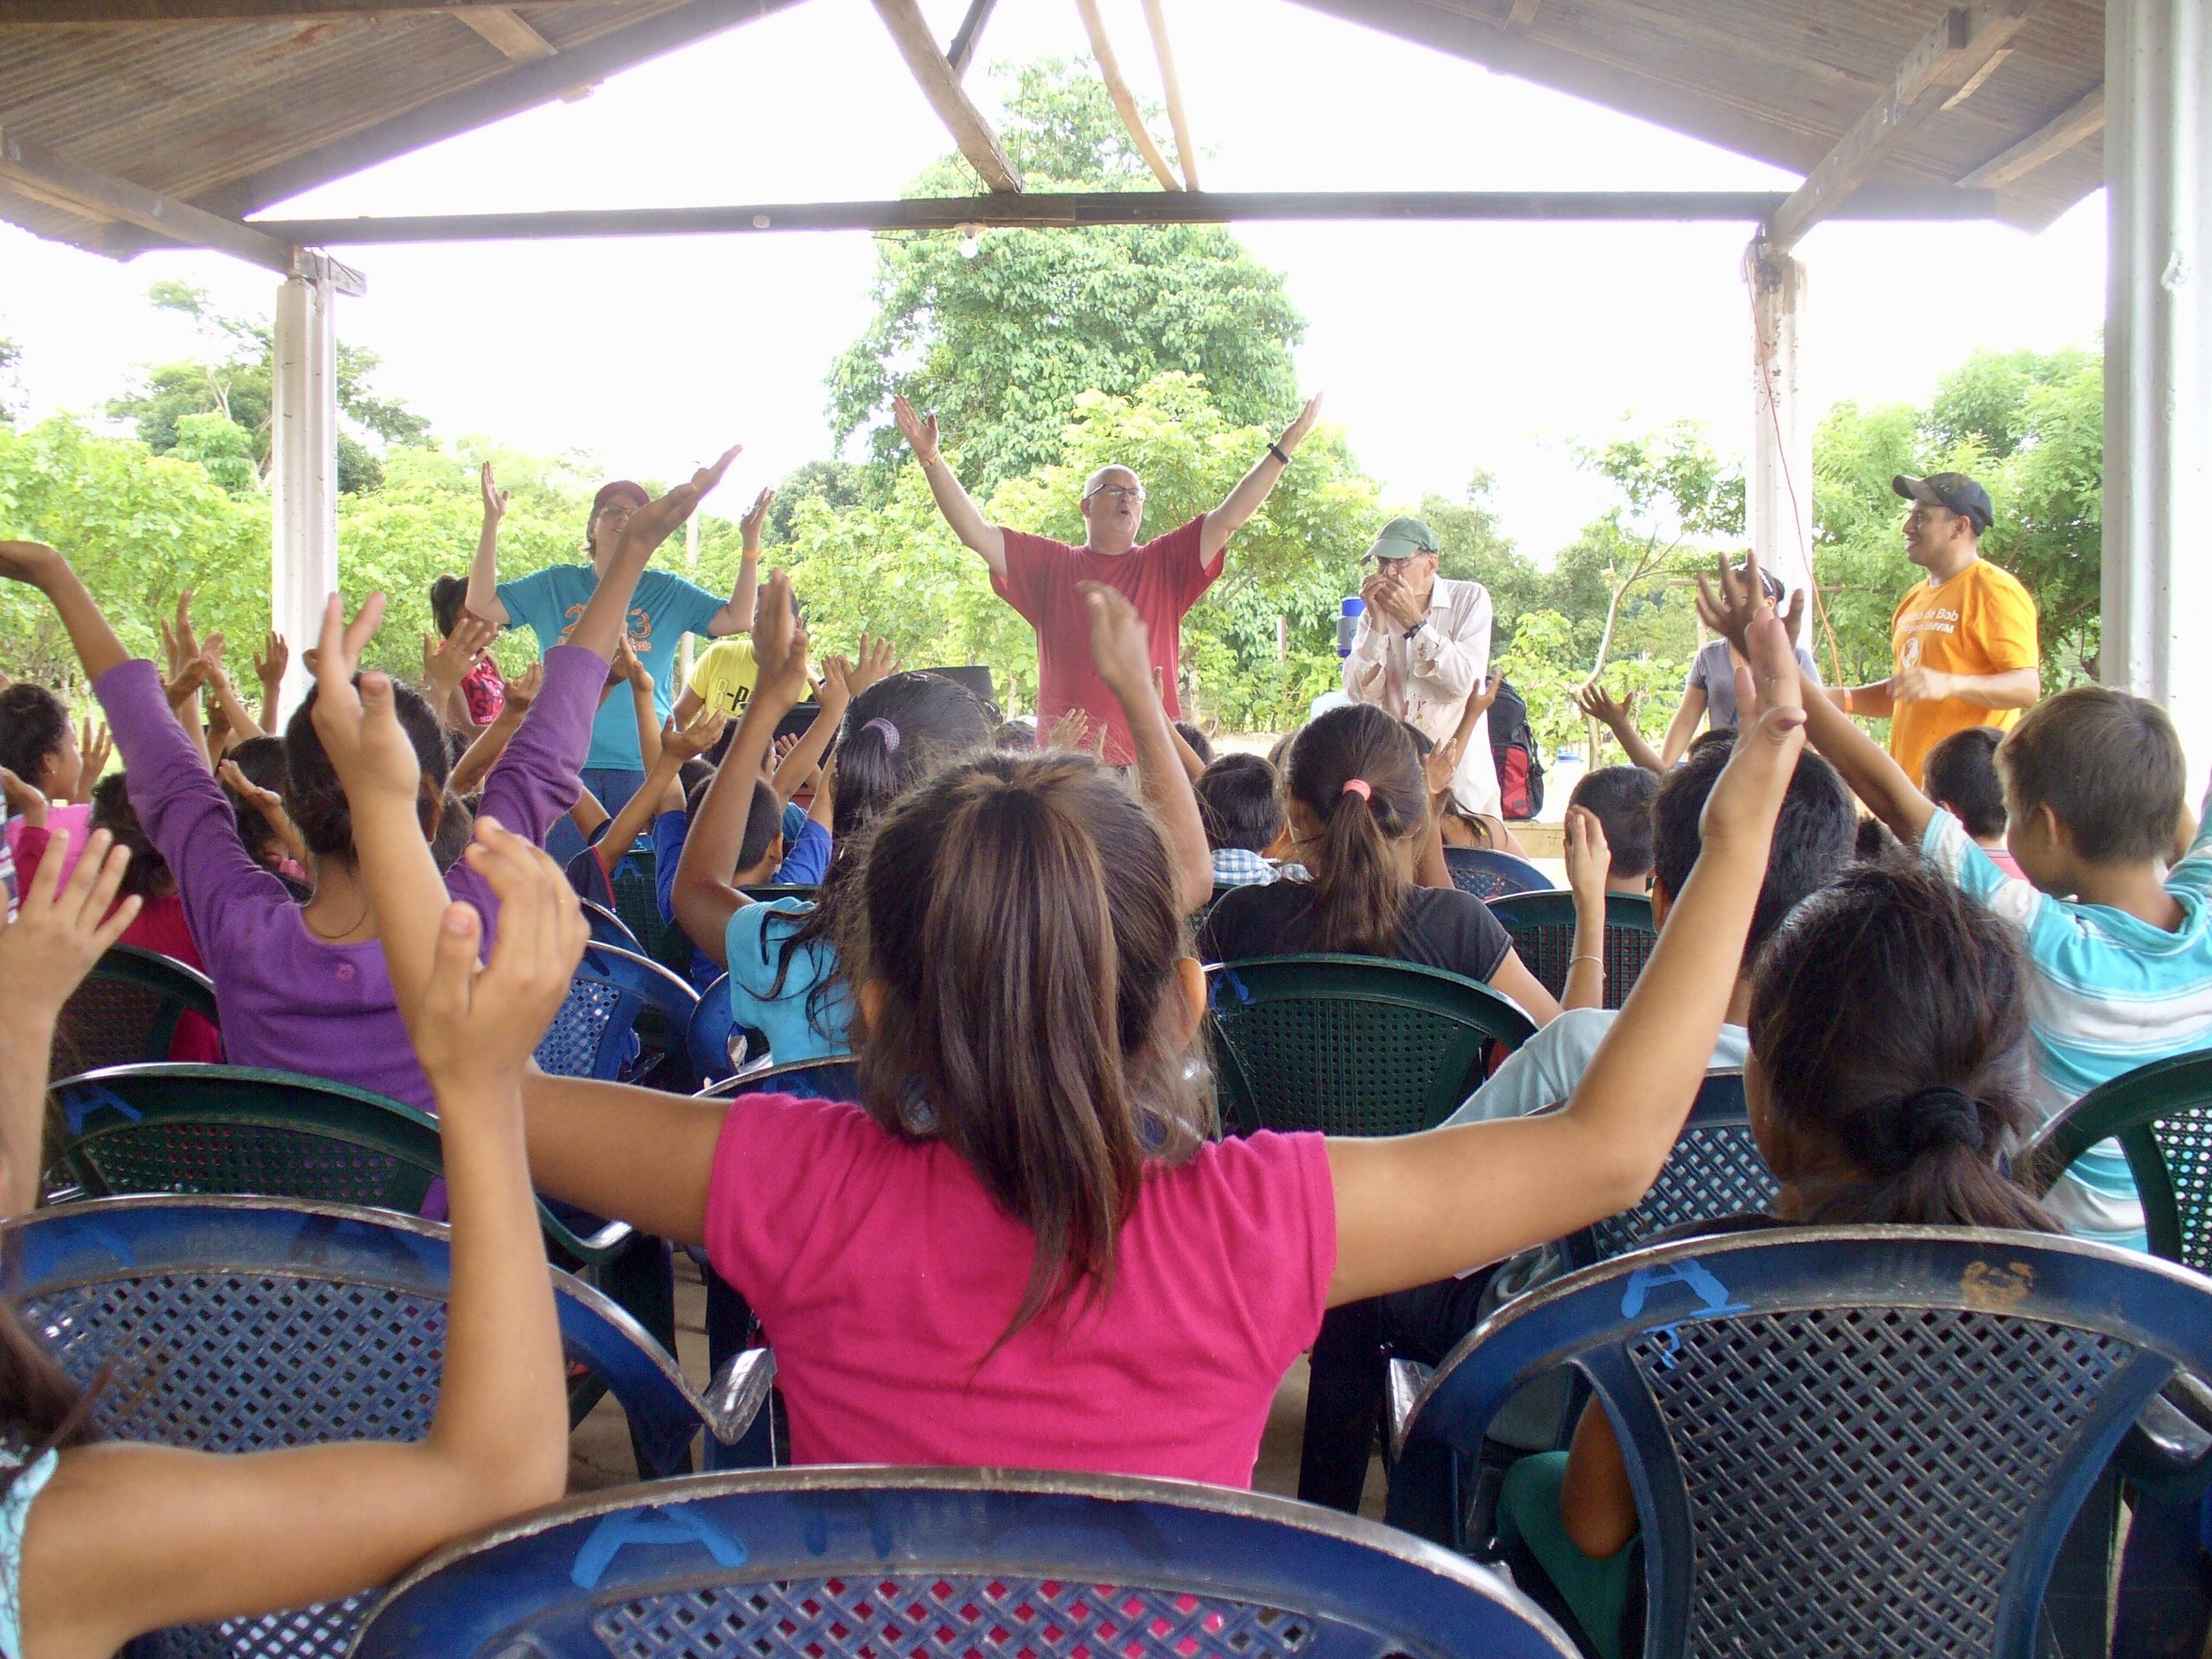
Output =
[{"x1": 1364, "y1": 517, "x2": 1440, "y2": 563}]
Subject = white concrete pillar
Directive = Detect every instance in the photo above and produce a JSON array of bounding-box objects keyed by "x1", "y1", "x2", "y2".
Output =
[
  {"x1": 2102, "y1": 0, "x2": 2212, "y2": 776},
  {"x1": 1744, "y1": 238, "x2": 1816, "y2": 606},
  {"x1": 269, "y1": 268, "x2": 337, "y2": 717}
]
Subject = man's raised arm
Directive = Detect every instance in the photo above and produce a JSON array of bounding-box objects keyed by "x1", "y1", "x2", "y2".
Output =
[
  {"x1": 894, "y1": 395, "x2": 1006, "y2": 577},
  {"x1": 1201, "y1": 394, "x2": 1323, "y2": 564}
]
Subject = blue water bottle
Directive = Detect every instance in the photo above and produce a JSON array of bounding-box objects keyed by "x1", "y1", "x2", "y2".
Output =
[{"x1": 1338, "y1": 595, "x2": 1364, "y2": 659}]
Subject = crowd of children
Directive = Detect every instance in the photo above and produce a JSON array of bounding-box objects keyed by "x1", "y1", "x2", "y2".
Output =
[{"x1": 3, "y1": 454, "x2": 2209, "y2": 1655}]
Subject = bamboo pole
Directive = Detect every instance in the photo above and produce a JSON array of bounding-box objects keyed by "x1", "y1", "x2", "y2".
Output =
[
  {"x1": 1139, "y1": 0, "x2": 1200, "y2": 190},
  {"x1": 1070, "y1": 0, "x2": 1184, "y2": 192}
]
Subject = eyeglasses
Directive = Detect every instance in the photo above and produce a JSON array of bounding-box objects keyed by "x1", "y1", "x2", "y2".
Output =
[{"x1": 1087, "y1": 485, "x2": 1146, "y2": 503}]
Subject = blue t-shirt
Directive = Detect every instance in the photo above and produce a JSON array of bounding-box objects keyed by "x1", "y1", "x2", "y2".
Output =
[
  {"x1": 496, "y1": 565, "x2": 726, "y2": 772},
  {"x1": 653, "y1": 812, "x2": 834, "y2": 992},
  {"x1": 0, "y1": 1448, "x2": 57, "y2": 1659},
  {"x1": 726, "y1": 897, "x2": 851, "y2": 1064}
]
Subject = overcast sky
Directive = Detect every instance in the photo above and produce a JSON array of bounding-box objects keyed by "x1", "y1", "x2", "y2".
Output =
[{"x1": 0, "y1": 0, "x2": 2106, "y2": 559}]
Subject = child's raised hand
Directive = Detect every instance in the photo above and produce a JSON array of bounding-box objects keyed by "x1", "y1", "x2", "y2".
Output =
[
  {"x1": 415, "y1": 817, "x2": 587, "y2": 1102},
  {"x1": 75, "y1": 719, "x2": 111, "y2": 796},
  {"x1": 499, "y1": 660, "x2": 542, "y2": 713},
  {"x1": 1564, "y1": 804, "x2": 1612, "y2": 908},
  {"x1": 847, "y1": 634, "x2": 900, "y2": 699},
  {"x1": 480, "y1": 461, "x2": 508, "y2": 525},
  {"x1": 0, "y1": 541, "x2": 64, "y2": 589},
  {"x1": 1575, "y1": 680, "x2": 1632, "y2": 733},
  {"x1": 892, "y1": 395, "x2": 940, "y2": 464},
  {"x1": 660, "y1": 706, "x2": 728, "y2": 764},
  {"x1": 1078, "y1": 580, "x2": 1152, "y2": 703},
  {"x1": 1694, "y1": 554, "x2": 1769, "y2": 657},
  {"x1": 749, "y1": 572, "x2": 810, "y2": 710},
  {"x1": 254, "y1": 631, "x2": 289, "y2": 692},
  {"x1": 0, "y1": 827, "x2": 138, "y2": 1029},
  {"x1": 612, "y1": 634, "x2": 652, "y2": 692},
  {"x1": 615, "y1": 444, "x2": 743, "y2": 565},
  {"x1": 739, "y1": 488, "x2": 774, "y2": 549},
  {"x1": 309, "y1": 592, "x2": 419, "y2": 806},
  {"x1": 0, "y1": 766, "x2": 47, "y2": 827},
  {"x1": 1704, "y1": 588, "x2": 1809, "y2": 845},
  {"x1": 1423, "y1": 737, "x2": 1463, "y2": 800},
  {"x1": 1046, "y1": 706, "x2": 1092, "y2": 753}
]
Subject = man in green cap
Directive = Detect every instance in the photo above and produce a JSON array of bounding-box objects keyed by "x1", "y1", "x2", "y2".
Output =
[{"x1": 1344, "y1": 516, "x2": 1501, "y2": 814}]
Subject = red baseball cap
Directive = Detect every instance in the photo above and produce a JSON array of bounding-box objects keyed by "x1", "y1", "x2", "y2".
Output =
[{"x1": 592, "y1": 480, "x2": 649, "y2": 513}]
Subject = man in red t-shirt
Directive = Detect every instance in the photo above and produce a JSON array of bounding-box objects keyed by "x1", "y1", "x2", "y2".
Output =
[{"x1": 894, "y1": 392, "x2": 1323, "y2": 763}]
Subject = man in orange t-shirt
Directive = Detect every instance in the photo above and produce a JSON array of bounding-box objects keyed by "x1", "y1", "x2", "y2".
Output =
[{"x1": 1828, "y1": 472, "x2": 2040, "y2": 784}]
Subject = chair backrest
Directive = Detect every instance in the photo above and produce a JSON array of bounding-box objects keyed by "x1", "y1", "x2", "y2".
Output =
[
  {"x1": 536, "y1": 942, "x2": 701, "y2": 1088},
  {"x1": 740, "y1": 883, "x2": 819, "y2": 904},
  {"x1": 50, "y1": 1064, "x2": 630, "y2": 1266},
  {"x1": 688, "y1": 972, "x2": 743, "y2": 1085},
  {"x1": 700, "y1": 1056, "x2": 861, "y2": 1102},
  {"x1": 4, "y1": 1196, "x2": 770, "y2": 1659},
  {"x1": 570, "y1": 843, "x2": 695, "y2": 978},
  {"x1": 353, "y1": 1467, "x2": 1577, "y2": 1659},
  {"x1": 581, "y1": 897, "x2": 644, "y2": 954},
  {"x1": 50, "y1": 943, "x2": 219, "y2": 1079},
  {"x1": 1397, "y1": 1226, "x2": 2212, "y2": 1658},
  {"x1": 1487, "y1": 891, "x2": 1658, "y2": 1010},
  {"x1": 1208, "y1": 955, "x2": 1537, "y2": 1136},
  {"x1": 1564, "y1": 1071, "x2": 1776, "y2": 1268},
  {"x1": 2027, "y1": 1050, "x2": 2212, "y2": 1270},
  {"x1": 1443, "y1": 845, "x2": 1554, "y2": 900}
]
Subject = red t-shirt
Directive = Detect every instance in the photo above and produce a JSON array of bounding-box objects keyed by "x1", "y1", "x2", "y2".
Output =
[
  {"x1": 704, "y1": 1093, "x2": 1334, "y2": 1485},
  {"x1": 992, "y1": 515, "x2": 1220, "y2": 764}
]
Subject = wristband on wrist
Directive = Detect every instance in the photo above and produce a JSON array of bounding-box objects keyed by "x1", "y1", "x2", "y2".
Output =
[
  {"x1": 1267, "y1": 441, "x2": 1291, "y2": 466},
  {"x1": 1842, "y1": 687, "x2": 1854, "y2": 714}
]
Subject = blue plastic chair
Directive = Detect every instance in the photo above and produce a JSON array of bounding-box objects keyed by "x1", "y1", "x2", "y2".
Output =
[
  {"x1": 580, "y1": 897, "x2": 643, "y2": 954},
  {"x1": 537, "y1": 941, "x2": 701, "y2": 1091},
  {"x1": 352, "y1": 1468, "x2": 1578, "y2": 1659},
  {"x1": 701, "y1": 1056, "x2": 862, "y2": 1102},
  {"x1": 1445, "y1": 846, "x2": 1554, "y2": 899},
  {"x1": 1387, "y1": 1225, "x2": 2212, "y2": 1659},
  {"x1": 1563, "y1": 1071, "x2": 1773, "y2": 1270},
  {"x1": 2, "y1": 1195, "x2": 775, "y2": 1659},
  {"x1": 688, "y1": 972, "x2": 744, "y2": 1085}
]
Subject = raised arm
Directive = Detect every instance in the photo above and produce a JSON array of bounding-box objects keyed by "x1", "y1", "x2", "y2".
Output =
[
  {"x1": 1701, "y1": 567, "x2": 1933, "y2": 844},
  {"x1": 1559, "y1": 806, "x2": 1610, "y2": 1011},
  {"x1": 1201, "y1": 394, "x2": 1323, "y2": 564},
  {"x1": 894, "y1": 395, "x2": 1006, "y2": 575},
  {"x1": 1655, "y1": 684, "x2": 1706, "y2": 768},
  {"x1": 773, "y1": 636, "x2": 895, "y2": 808},
  {"x1": 448, "y1": 663, "x2": 539, "y2": 799},
  {"x1": 1083, "y1": 582, "x2": 1213, "y2": 916},
  {"x1": 2, "y1": 541, "x2": 134, "y2": 686},
  {"x1": 1325, "y1": 596, "x2": 1809, "y2": 1304},
  {"x1": 672, "y1": 571, "x2": 813, "y2": 964},
  {"x1": 1579, "y1": 680, "x2": 1665, "y2": 776},
  {"x1": 254, "y1": 632, "x2": 289, "y2": 733},
  {"x1": 567, "y1": 445, "x2": 741, "y2": 665},
  {"x1": 702, "y1": 488, "x2": 771, "y2": 639},
  {"x1": 598, "y1": 706, "x2": 727, "y2": 879},
  {"x1": 465, "y1": 462, "x2": 511, "y2": 627}
]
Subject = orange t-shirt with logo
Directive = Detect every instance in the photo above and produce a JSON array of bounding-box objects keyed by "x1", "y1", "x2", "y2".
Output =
[{"x1": 1889, "y1": 557, "x2": 2039, "y2": 785}]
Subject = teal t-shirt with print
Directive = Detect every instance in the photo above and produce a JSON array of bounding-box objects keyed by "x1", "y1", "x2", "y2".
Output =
[{"x1": 497, "y1": 565, "x2": 725, "y2": 771}]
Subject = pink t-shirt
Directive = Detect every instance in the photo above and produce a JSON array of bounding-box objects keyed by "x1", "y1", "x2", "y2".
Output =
[
  {"x1": 704, "y1": 1094, "x2": 1334, "y2": 1486},
  {"x1": 992, "y1": 516, "x2": 1219, "y2": 765}
]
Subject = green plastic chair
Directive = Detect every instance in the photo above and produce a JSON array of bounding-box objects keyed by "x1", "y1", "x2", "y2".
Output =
[
  {"x1": 1206, "y1": 955, "x2": 1538, "y2": 1137},
  {"x1": 50, "y1": 943, "x2": 220, "y2": 1079},
  {"x1": 1486, "y1": 892, "x2": 1659, "y2": 1011},
  {"x1": 2027, "y1": 1051, "x2": 2212, "y2": 1271},
  {"x1": 50, "y1": 1062, "x2": 627, "y2": 1264}
]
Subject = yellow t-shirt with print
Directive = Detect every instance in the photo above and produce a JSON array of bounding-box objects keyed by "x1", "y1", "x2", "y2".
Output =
[
  {"x1": 688, "y1": 636, "x2": 760, "y2": 718},
  {"x1": 1889, "y1": 557, "x2": 2039, "y2": 786}
]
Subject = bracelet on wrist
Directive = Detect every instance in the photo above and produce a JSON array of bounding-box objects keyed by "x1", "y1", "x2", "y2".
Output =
[
  {"x1": 1267, "y1": 441, "x2": 1291, "y2": 466},
  {"x1": 1571, "y1": 952, "x2": 1604, "y2": 966}
]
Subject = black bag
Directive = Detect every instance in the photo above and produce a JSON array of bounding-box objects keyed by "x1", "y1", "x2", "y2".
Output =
[{"x1": 1488, "y1": 677, "x2": 1546, "y2": 821}]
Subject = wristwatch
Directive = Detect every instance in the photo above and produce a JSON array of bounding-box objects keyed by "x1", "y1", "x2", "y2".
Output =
[{"x1": 1403, "y1": 618, "x2": 1425, "y2": 641}]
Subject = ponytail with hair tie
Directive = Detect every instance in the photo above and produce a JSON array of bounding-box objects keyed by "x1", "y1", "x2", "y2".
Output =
[
  {"x1": 1880, "y1": 1086, "x2": 1988, "y2": 1165},
  {"x1": 1340, "y1": 778, "x2": 1371, "y2": 803}
]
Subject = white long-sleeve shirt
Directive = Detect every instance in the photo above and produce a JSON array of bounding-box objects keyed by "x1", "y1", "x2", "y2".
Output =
[{"x1": 1341, "y1": 575, "x2": 1501, "y2": 816}]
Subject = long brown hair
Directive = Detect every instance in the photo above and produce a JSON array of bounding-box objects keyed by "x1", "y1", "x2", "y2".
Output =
[
  {"x1": 849, "y1": 751, "x2": 1210, "y2": 1348},
  {"x1": 0, "y1": 1294, "x2": 102, "y2": 1494},
  {"x1": 1748, "y1": 861, "x2": 2056, "y2": 1231},
  {"x1": 1283, "y1": 703, "x2": 1426, "y2": 956}
]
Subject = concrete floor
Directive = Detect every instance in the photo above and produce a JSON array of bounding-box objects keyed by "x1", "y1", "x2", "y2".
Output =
[{"x1": 569, "y1": 1252, "x2": 1388, "y2": 1519}]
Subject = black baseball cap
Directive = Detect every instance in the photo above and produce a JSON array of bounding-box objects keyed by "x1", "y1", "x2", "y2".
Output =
[{"x1": 1893, "y1": 472, "x2": 1993, "y2": 534}]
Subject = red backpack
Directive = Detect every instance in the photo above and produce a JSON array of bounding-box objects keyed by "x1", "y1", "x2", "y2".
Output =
[{"x1": 1488, "y1": 678, "x2": 1546, "y2": 821}]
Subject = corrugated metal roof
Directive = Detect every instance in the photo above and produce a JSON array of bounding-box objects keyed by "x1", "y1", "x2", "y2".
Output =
[{"x1": 0, "y1": 0, "x2": 2107, "y2": 263}]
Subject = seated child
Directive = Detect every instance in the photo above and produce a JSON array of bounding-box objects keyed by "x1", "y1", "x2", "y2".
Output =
[
  {"x1": 1922, "y1": 725, "x2": 2024, "y2": 878},
  {"x1": 1701, "y1": 553, "x2": 2212, "y2": 1250},
  {"x1": 0, "y1": 682, "x2": 90, "y2": 876},
  {"x1": 1566, "y1": 765, "x2": 1659, "y2": 895},
  {"x1": 1494, "y1": 862, "x2": 2058, "y2": 1659},
  {"x1": 1196, "y1": 753, "x2": 1283, "y2": 887}
]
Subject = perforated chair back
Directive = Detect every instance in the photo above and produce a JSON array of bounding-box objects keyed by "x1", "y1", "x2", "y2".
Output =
[
  {"x1": 1391, "y1": 1227, "x2": 2212, "y2": 1659},
  {"x1": 688, "y1": 973, "x2": 744, "y2": 1085},
  {"x1": 701, "y1": 1056, "x2": 861, "y2": 1102},
  {"x1": 352, "y1": 1468, "x2": 1577, "y2": 1659},
  {"x1": 569, "y1": 843, "x2": 695, "y2": 978},
  {"x1": 1444, "y1": 846, "x2": 1553, "y2": 899},
  {"x1": 1564, "y1": 1071, "x2": 1776, "y2": 1268},
  {"x1": 50, "y1": 943, "x2": 219, "y2": 1079},
  {"x1": 4, "y1": 1196, "x2": 774, "y2": 1659},
  {"x1": 536, "y1": 942, "x2": 701, "y2": 1090},
  {"x1": 2027, "y1": 1050, "x2": 2212, "y2": 1271},
  {"x1": 1487, "y1": 892, "x2": 1658, "y2": 1010},
  {"x1": 50, "y1": 1063, "x2": 630, "y2": 1266},
  {"x1": 1208, "y1": 955, "x2": 1536, "y2": 1137}
]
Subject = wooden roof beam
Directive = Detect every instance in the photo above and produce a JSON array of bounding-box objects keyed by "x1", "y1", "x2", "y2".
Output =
[
  {"x1": 456, "y1": 8, "x2": 558, "y2": 65},
  {"x1": 2, "y1": 0, "x2": 600, "y2": 19},
  {"x1": 1767, "y1": 0, "x2": 2035, "y2": 250},
  {"x1": 1957, "y1": 82, "x2": 2105, "y2": 188},
  {"x1": 869, "y1": 0, "x2": 1021, "y2": 193},
  {"x1": 946, "y1": 0, "x2": 998, "y2": 81},
  {"x1": 0, "y1": 123, "x2": 365, "y2": 294}
]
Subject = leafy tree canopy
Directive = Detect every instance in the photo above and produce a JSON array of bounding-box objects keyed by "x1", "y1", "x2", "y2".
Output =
[{"x1": 827, "y1": 59, "x2": 1304, "y2": 491}]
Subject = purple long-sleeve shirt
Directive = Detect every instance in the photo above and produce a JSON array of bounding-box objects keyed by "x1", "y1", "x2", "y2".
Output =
[{"x1": 96, "y1": 644, "x2": 604, "y2": 1115}]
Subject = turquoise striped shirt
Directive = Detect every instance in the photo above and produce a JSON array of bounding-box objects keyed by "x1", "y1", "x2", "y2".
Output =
[{"x1": 1922, "y1": 787, "x2": 2212, "y2": 1249}]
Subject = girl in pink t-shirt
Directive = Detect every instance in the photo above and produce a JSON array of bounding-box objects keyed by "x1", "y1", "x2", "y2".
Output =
[{"x1": 515, "y1": 579, "x2": 1817, "y2": 1486}]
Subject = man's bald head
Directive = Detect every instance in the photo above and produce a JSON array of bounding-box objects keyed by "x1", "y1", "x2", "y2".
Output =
[
  {"x1": 1079, "y1": 463, "x2": 1148, "y2": 555},
  {"x1": 1083, "y1": 465, "x2": 1142, "y2": 500}
]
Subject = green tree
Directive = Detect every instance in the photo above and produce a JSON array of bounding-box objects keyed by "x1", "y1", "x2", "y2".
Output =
[
  {"x1": 107, "y1": 281, "x2": 431, "y2": 496},
  {"x1": 0, "y1": 338, "x2": 22, "y2": 426},
  {"x1": 828, "y1": 59, "x2": 1304, "y2": 491},
  {"x1": 1417, "y1": 473, "x2": 1542, "y2": 652}
]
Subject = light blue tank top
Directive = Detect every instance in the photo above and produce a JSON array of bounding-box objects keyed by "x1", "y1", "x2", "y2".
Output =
[{"x1": 0, "y1": 1448, "x2": 57, "y2": 1659}]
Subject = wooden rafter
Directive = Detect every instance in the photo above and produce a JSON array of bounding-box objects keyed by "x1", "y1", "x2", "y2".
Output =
[
  {"x1": 869, "y1": 0, "x2": 1022, "y2": 193},
  {"x1": 1071, "y1": 0, "x2": 1183, "y2": 192},
  {"x1": 1767, "y1": 0, "x2": 2035, "y2": 250},
  {"x1": 1140, "y1": 0, "x2": 1200, "y2": 190},
  {"x1": 0, "y1": 123, "x2": 366, "y2": 293},
  {"x1": 456, "y1": 8, "x2": 558, "y2": 65},
  {"x1": 1956, "y1": 83, "x2": 2105, "y2": 188},
  {"x1": 1506, "y1": 0, "x2": 1541, "y2": 29},
  {"x1": 3, "y1": 0, "x2": 593, "y2": 19},
  {"x1": 946, "y1": 0, "x2": 998, "y2": 81}
]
